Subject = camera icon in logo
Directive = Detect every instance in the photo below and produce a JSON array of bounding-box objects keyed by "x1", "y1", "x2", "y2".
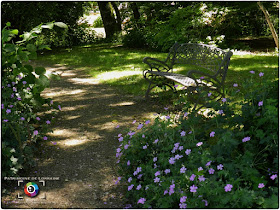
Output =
[{"x1": 24, "y1": 182, "x2": 39, "y2": 197}]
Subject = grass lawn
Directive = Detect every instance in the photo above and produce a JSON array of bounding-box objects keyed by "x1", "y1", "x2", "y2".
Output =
[{"x1": 37, "y1": 43, "x2": 279, "y2": 99}]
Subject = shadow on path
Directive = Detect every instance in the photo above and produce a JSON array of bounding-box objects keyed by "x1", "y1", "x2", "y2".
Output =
[{"x1": 2, "y1": 62, "x2": 165, "y2": 208}]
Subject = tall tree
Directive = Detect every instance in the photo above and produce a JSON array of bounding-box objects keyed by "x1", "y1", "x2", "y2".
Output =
[
  {"x1": 111, "y1": 2, "x2": 122, "y2": 31},
  {"x1": 97, "y1": 1, "x2": 119, "y2": 39},
  {"x1": 257, "y1": 1, "x2": 279, "y2": 49}
]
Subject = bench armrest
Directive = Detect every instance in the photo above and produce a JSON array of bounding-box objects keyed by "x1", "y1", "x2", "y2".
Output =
[{"x1": 143, "y1": 57, "x2": 172, "y2": 72}]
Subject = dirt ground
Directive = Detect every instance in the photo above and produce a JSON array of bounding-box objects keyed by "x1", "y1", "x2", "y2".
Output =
[{"x1": 1, "y1": 62, "x2": 165, "y2": 208}]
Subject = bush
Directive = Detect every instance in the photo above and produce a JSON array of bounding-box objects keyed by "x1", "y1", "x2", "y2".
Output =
[
  {"x1": 93, "y1": 16, "x2": 104, "y2": 28},
  {"x1": 115, "y1": 71, "x2": 278, "y2": 208},
  {"x1": 1, "y1": 22, "x2": 62, "y2": 177}
]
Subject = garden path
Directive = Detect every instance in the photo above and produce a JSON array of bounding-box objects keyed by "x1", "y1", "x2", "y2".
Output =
[{"x1": 3, "y1": 62, "x2": 164, "y2": 208}]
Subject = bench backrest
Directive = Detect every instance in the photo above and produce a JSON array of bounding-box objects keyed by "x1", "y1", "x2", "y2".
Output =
[{"x1": 165, "y1": 42, "x2": 233, "y2": 84}]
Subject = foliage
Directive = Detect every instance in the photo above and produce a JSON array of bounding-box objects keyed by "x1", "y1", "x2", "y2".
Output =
[
  {"x1": 93, "y1": 16, "x2": 104, "y2": 28},
  {"x1": 121, "y1": 2, "x2": 279, "y2": 51},
  {"x1": 115, "y1": 71, "x2": 278, "y2": 208},
  {"x1": 1, "y1": 22, "x2": 62, "y2": 177}
]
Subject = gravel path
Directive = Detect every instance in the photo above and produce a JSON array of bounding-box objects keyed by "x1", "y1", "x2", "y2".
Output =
[{"x1": 2, "y1": 62, "x2": 164, "y2": 208}]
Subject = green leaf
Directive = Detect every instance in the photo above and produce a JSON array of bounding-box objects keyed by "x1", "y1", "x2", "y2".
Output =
[
  {"x1": 41, "y1": 22, "x2": 54, "y2": 29},
  {"x1": 29, "y1": 51, "x2": 37, "y2": 60},
  {"x1": 54, "y1": 22, "x2": 68, "y2": 29},
  {"x1": 24, "y1": 65, "x2": 33, "y2": 73},
  {"x1": 35, "y1": 75, "x2": 50, "y2": 88},
  {"x1": 3, "y1": 43, "x2": 16, "y2": 52},
  {"x1": 18, "y1": 51, "x2": 29, "y2": 61},
  {"x1": 49, "y1": 73, "x2": 60, "y2": 80},
  {"x1": 10, "y1": 29, "x2": 19, "y2": 35},
  {"x1": 38, "y1": 45, "x2": 51, "y2": 50},
  {"x1": 26, "y1": 44, "x2": 37, "y2": 52},
  {"x1": 6, "y1": 22, "x2": 11, "y2": 27},
  {"x1": 35, "y1": 67, "x2": 46, "y2": 75}
]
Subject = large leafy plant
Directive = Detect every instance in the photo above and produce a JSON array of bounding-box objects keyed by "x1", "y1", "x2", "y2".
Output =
[{"x1": 1, "y1": 22, "x2": 66, "y2": 177}]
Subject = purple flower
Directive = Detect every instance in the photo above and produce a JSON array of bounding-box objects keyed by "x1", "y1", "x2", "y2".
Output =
[
  {"x1": 208, "y1": 92, "x2": 212, "y2": 97},
  {"x1": 127, "y1": 160, "x2": 130, "y2": 166},
  {"x1": 165, "y1": 169, "x2": 170, "y2": 174},
  {"x1": 185, "y1": 149, "x2": 191, "y2": 155},
  {"x1": 179, "y1": 203, "x2": 187, "y2": 209},
  {"x1": 34, "y1": 130, "x2": 39, "y2": 136},
  {"x1": 218, "y1": 110, "x2": 224, "y2": 115},
  {"x1": 180, "y1": 166, "x2": 187, "y2": 173},
  {"x1": 174, "y1": 84, "x2": 178, "y2": 88},
  {"x1": 180, "y1": 196, "x2": 187, "y2": 203},
  {"x1": 11, "y1": 93, "x2": 14, "y2": 98},
  {"x1": 198, "y1": 175, "x2": 205, "y2": 182},
  {"x1": 13, "y1": 87, "x2": 17, "y2": 92},
  {"x1": 196, "y1": 142, "x2": 203, "y2": 147},
  {"x1": 224, "y1": 184, "x2": 233, "y2": 192},
  {"x1": 145, "y1": 120, "x2": 150, "y2": 124},
  {"x1": 154, "y1": 177, "x2": 160, "y2": 183},
  {"x1": 136, "y1": 167, "x2": 142, "y2": 173},
  {"x1": 200, "y1": 76, "x2": 205, "y2": 79},
  {"x1": 19, "y1": 117, "x2": 25, "y2": 121},
  {"x1": 188, "y1": 131, "x2": 192, "y2": 134},
  {"x1": 208, "y1": 168, "x2": 215, "y2": 174},
  {"x1": 136, "y1": 184, "x2": 142, "y2": 190},
  {"x1": 36, "y1": 117, "x2": 41, "y2": 121},
  {"x1": 58, "y1": 105, "x2": 62, "y2": 111},
  {"x1": 259, "y1": 72, "x2": 264, "y2": 77},
  {"x1": 115, "y1": 125, "x2": 120, "y2": 128},
  {"x1": 128, "y1": 184, "x2": 134, "y2": 191},
  {"x1": 118, "y1": 136, "x2": 123, "y2": 142},
  {"x1": 6, "y1": 109, "x2": 11, "y2": 114},
  {"x1": 22, "y1": 81, "x2": 27, "y2": 85},
  {"x1": 179, "y1": 146, "x2": 184, "y2": 151},
  {"x1": 17, "y1": 97, "x2": 22, "y2": 101},
  {"x1": 198, "y1": 167, "x2": 203, "y2": 172},
  {"x1": 137, "y1": 198, "x2": 146, "y2": 204},
  {"x1": 142, "y1": 134, "x2": 145, "y2": 138},
  {"x1": 153, "y1": 157, "x2": 158, "y2": 162},
  {"x1": 210, "y1": 131, "x2": 215, "y2": 137},
  {"x1": 258, "y1": 101, "x2": 263, "y2": 106},
  {"x1": 164, "y1": 190, "x2": 168, "y2": 195},
  {"x1": 17, "y1": 75, "x2": 22, "y2": 79},
  {"x1": 189, "y1": 174, "x2": 196, "y2": 181},
  {"x1": 270, "y1": 174, "x2": 277, "y2": 180},
  {"x1": 143, "y1": 145, "x2": 147, "y2": 149},
  {"x1": 166, "y1": 115, "x2": 170, "y2": 120},
  {"x1": 174, "y1": 142, "x2": 180, "y2": 149},
  {"x1": 184, "y1": 112, "x2": 188, "y2": 117},
  {"x1": 205, "y1": 161, "x2": 212, "y2": 167},
  {"x1": 180, "y1": 131, "x2": 186, "y2": 136},
  {"x1": 258, "y1": 183, "x2": 265, "y2": 188},
  {"x1": 175, "y1": 154, "x2": 183, "y2": 160},
  {"x1": 222, "y1": 98, "x2": 227, "y2": 102},
  {"x1": 202, "y1": 200, "x2": 208, "y2": 206},
  {"x1": 154, "y1": 139, "x2": 159, "y2": 143},
  {"x1": 164, "y1": 107, "x2": 168, "y2": 110},
  {"x1": 128, "y1": 131, "x2": 135, "y2": 137},
  {"x1": 137, "y1": 124, "x2": 143, "y2": 130},
  {"x1": 217, "y1": 164, "x2": 224, "y2": 170},
  {"x1": 46, "y1": 120, "x2": 51, "y2": 124},
  {"x1": 132, "y1": 120, "x2": 136, "y2": 124},
  {"x1": 128, "y1": 177, "x2": 132, "y2": 183},
  {"x1": 1, "y1": 104, "x2": 4, "y2": 109},
  {"x1": 7, "y1": 84, "x2": 11, "y2": 87},
  {"x1": 169, "y1": 157, "x2": 176, "y2": 164},
  {"x1": 242, "y1": 136, "x2": 251, "y2": 142},
  {"x1": 136, "y1": 174, "x2": 143, "y2": 179},
  {"x1": 43, "y1": 136, "x2": 48, "y2": 140},
  {"x1": 233, "y1": 83, "x2": 238, "y2": 87},
  {"x1": 155, "y1": 171, "x2": 160, "y2": 176},
  {"x1": 3, "y1": 119, "x2": 9, "y2": 122},
  {"x1": 116, "y1": 148, "x2": 121, "y2": 153},
  {"x1": 250, "y1": 71, "x2": 255, "y2": 74},
  {"x1": 190, "y1": 185, "x2": 198, "y2": 193}
]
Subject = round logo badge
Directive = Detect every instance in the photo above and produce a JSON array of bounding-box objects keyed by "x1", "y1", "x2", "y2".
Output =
[{"x1": 24, "y1": 182, "x2": 39, "y2": 197}]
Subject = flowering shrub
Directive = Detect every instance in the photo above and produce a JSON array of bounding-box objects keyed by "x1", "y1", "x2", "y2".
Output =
[
  {"x1": 1, "y1": 22, "x2": 63, "y2": 177},
  {"x1": 115, "y1": 71, "x2": 278, "y2": 208}
]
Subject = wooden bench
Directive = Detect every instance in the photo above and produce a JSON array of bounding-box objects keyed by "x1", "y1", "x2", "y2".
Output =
[{"x1": 143, "y1": 42, "x2": 233, "y2": 104}]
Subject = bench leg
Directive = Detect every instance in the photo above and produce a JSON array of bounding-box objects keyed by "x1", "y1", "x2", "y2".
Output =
[{"x1": 145, "y1": 82, "x2": 156, "y2": 99}]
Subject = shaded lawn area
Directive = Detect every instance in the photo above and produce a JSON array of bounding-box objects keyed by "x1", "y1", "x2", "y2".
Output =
[{"x1": 37, "y1": 43, "x2": 279, "y2": 99}]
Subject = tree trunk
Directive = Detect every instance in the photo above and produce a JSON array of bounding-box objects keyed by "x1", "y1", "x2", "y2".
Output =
[
  {"x1": 97, "y1": 1, "x2": 118, "y2": 39},
  {"x1": 257, "y1": 1, "x2": 279, "y2": 49},
  {"x1": 111, "y1": 2, "x2": 122, "y2": 31}
]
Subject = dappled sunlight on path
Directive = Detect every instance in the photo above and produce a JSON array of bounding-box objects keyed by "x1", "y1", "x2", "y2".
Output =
[{"x1": 2, "y1": 62, "x2": 163, "y2": 208}]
